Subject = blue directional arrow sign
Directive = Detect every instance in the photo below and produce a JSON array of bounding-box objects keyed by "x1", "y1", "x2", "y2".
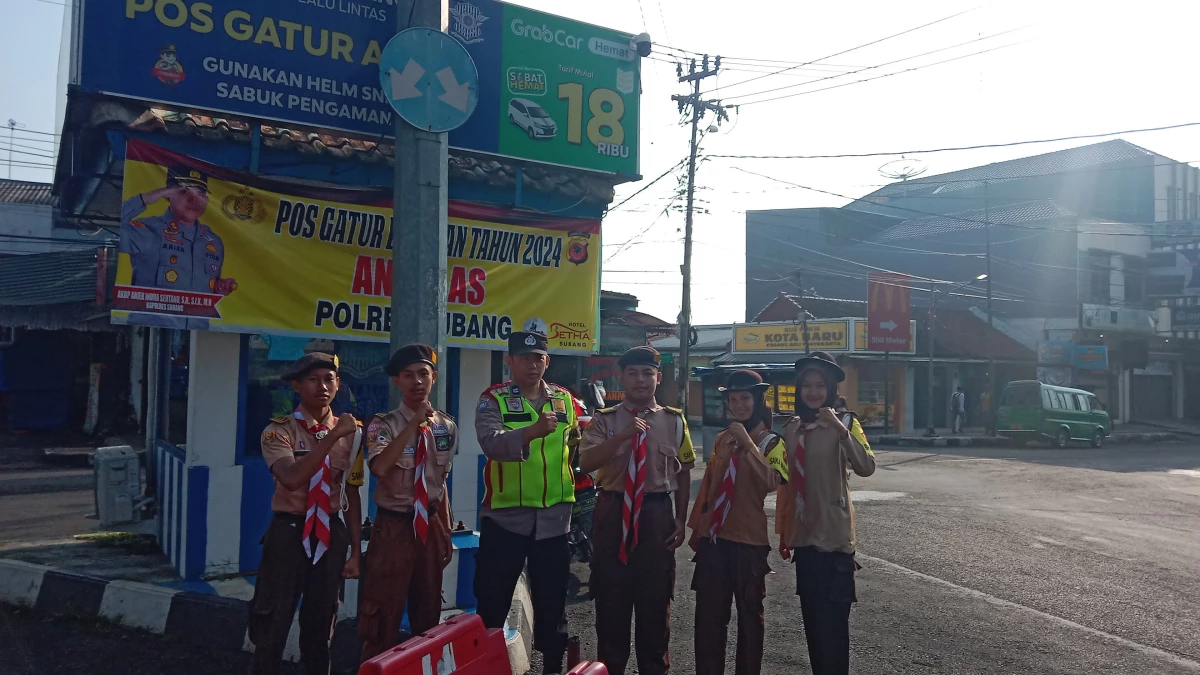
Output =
[{"x1": 379, "y1": 27, "x2": 480, "y2": 133}]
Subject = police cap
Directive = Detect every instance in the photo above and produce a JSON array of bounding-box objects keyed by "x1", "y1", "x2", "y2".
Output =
[
  {"x1": 166, "y1": 166, "x2": 210, "y2": 193},
  {"x1": 618, "y1": 346, "x2": 661, "y2": 370},
  {"x1": 509, "y1": 331, "x2": 548, "y2": 356},
  {"x1": 387, "y1": 343, "x2": 437, "y2": 377},
  {"x1": 280, "y1": 352, "x2": 339, "y2": 382}
]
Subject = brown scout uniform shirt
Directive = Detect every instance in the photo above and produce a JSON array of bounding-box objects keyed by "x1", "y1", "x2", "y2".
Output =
[
  {"x1": 580, "y1": 404, "x2": 696, "y2": 494},
  {"x1": 775, "y1": 417, "x2": 875, "y2": 554},
  {"x1": 366, "y1": 403, "x2": 458, "y2": 513},
  {"x1": 688, "y1": 429, "x2": 787, "y2": 547},
  {"x1": 260, "y1": 408, "x2": 364, "y2": 516},
  {"x1": 475, "y1": 381, "x2": 575, "y2": 540}
]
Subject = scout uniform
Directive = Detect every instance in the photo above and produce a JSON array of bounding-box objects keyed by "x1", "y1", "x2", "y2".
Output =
[
  {"x1": 473, "y1": 331, "x2": 578, "y2": 674},
  {"x1": 579, "y1": 346, "x2": 696, "y2": 675},
  {"x1": 358, "y1": 344, "x2": 458, "y2": 662},
  {"x1": 248, "y1": 353, "x2": 364, "y2": 675},
  {"x1": 775, "y1": 352, "x2": 875, "y2": 675},
  {"x1": 687, "y1": 370, "x2": 788, "y2": 675}
]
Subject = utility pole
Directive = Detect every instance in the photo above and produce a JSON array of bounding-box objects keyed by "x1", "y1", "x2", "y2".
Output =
[
  {"x1": 6, "y1": 119, "x2": 22, "y2": 179},
  {"x1": 927, "y1": 281, "x2": 936, "y2": 436},
  {"x1": 984, "y1": 180, "x2": 994, "y2": 436},
  {"x1": 390, "y1": 0, "x2": 449, "y2": 410},
  {"x1": 672, "y1": 56, "x2": 729, "y2": 415}
]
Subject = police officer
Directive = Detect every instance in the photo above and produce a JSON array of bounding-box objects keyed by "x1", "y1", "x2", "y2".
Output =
[
  {"x1": 578, "y1": 346, "x2": 696, "y2": 675},
  {"x1": 474, "y1": 331, "x2": 579, "y2": 675},
  {"x1": 250, "y1": 353, "x2": 364, "y2": 675},
  {"x1": 119, "y1": 165, "x2": 235, "y2": 328},
  {"x1": 358, "y1": 344, "x2": 457, "y2": 663}
]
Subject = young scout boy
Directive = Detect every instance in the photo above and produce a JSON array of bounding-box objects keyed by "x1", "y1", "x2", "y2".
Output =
[
  {"x1": 249, "y1": 352, "x2": 365, "y2": 675},
  {"x1": 578, "y1": 346, "x2": 696, "y2": 675},
  {"x1": 357, "y1": 344, "x2": 457, "y2": 662},
  {"x1": 473, "y1": 331, "x2": 579, "y2": 675}
]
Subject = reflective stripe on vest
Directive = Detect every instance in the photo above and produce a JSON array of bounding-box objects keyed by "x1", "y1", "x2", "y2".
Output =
[{"x1": 483, "y1": 388, "x2": 577, "y2": 510}]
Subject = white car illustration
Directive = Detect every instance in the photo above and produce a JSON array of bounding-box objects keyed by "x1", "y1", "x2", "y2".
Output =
[{"x1": 508, "y1": 98, "x2": 557, "y2": 140}]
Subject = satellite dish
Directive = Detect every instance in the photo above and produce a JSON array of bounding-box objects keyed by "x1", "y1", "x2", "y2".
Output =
[{"x1": 879, "y1": 156, "x2": 928, "y2": 182}]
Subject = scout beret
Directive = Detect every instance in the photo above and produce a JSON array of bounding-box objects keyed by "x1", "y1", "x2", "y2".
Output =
[
  {"x1": 166, "y1": 165, "x2": 210, "y2": 192},
  {"x1": 387, "y1": 343, "x2": 437, "y2": 376},
  {"x1": 618, "y1": 345, "x2": 661, "y2": 370},
  {"x1": 794, "y1": 350, "x2": 846, "y2": 382},
  {"x1": 280, "y1": 352, "x2": 339, "y2": 382},
  {"x1": 719, "y1": 369, "x2": 770, "y2": 392},
  {"x1": 509, "y1": 331, "x2": 548, "y2": 356}
]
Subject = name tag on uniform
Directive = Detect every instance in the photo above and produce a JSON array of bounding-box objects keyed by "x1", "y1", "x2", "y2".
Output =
[
  {"x1": 505, "y1": 398, "x2": 524, "y2": 413},
  {"x1": 432, "y1": 423, "x2": 449, "y2": 435},
  {"x1": 403, "y1": 445, "x2": 415, "y2": 455}
]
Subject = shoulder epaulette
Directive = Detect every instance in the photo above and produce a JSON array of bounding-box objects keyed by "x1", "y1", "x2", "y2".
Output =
[
  {"x1": 269, "y1": 415, "x2": 290, "y2": 424},
  {"x1": 663, "y1": 406, "x2": 684, "y2": 416},
  {"x1": 546, "y1": 382, "x2": 570, "y2": 394},
  {"x1": 441, "y1": 412, "x2": 457, "y2": 424},
  {"x1": 596, "y1": 405, "x2": 620, "y2": 415},
  {"x1": 482, "y1": 381, "x2": 511, "y2": 396},
  {"x1": 355, "y1": 419, "x2": 364, "y2": 427},
  {"x1": 373, "y1": 412, "x2": 389, "y2": 420}
]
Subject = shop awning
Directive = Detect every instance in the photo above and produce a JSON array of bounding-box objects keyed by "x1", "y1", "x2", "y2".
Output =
[{"x1": 0, "y1": 248, "x2": 119, "y2": 331}]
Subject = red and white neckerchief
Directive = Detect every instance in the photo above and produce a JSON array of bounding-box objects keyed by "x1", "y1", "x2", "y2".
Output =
[
  {"x1": 792, "y1": 421, "x2": 820, "y2": 522},
  {"x1": 412, "y1": 425, "x2": 431, "y2": 544},
  {"x1": 620, "y1": 407, "x2": 651, "y2": 564},
  {"x1": 298, "y1": 410, "x2": 332, "y2": 564},
  {"x1": 708, "y1": 435, "x2": 741, "y2": 543}
]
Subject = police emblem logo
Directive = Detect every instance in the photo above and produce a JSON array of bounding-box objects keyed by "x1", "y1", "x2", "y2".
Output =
[
  {"x1": 222, "y1": 187, "x2": 266, "y2": 223},
  {"x1": 567, "y1": 232, "x2": 590, "y2": 265},
  {"x1": 477, "y1": 399, "x2": 490, "y2": 413},
  {"x1": 435, "y1": 435, "x2": 451, "y2": 451},
  {"x1": 165, "y1": 270, "x2": 179, "y2": 284},
  {"x1": 524, "y1": 335, "x2": 536, "y2": 346},
  {"x1": 552, "y1": 398, "x2": 567, "y2": 414},
  {"x1": 169, "y1": 255, "x2": 178, "y2": 264},
  {"x1": 505, "y1": 398, "x2": 524, "y2": 413}
]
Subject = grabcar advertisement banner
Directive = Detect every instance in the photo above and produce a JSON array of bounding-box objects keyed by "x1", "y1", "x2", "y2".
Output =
[
  {"x1": 112, "y1": 140, "x2": 600, "y2": 353},
  {"x1": 80, "y1": 0, "x2": 639, "y2": 175}
]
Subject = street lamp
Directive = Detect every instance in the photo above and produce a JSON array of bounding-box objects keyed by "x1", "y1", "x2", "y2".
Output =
[{"x1": 976, "y1": 273, "x2": 988, "y2": 280}]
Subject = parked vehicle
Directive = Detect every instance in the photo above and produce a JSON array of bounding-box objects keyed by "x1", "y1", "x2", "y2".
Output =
[
  {"x1": 508, "y1": 98, "x2": 557, "y2": 139},
  {"x1": 996, "y1": 380, "x2": 1110, "y2": 448}
]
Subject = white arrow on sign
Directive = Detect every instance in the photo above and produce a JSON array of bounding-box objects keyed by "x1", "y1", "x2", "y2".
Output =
[
  {"x1": 879, "y1": 320, "x2": 897, "y2": 331},
  {"x1": 436, "y1": 67, "x2": 471, "y2": 112},
  {"x1": 388, "y1": 59, "x2": 425, "y2": 101}
]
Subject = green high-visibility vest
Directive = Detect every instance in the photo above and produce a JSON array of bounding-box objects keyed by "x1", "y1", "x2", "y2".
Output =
[{"x1": 483, "y1": 383, "x2": 577, "y2": 510}]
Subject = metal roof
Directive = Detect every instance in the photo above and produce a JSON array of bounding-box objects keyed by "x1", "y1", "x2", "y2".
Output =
[
  {"x1": 0, "y1": 248, "x2": 103, "y2": 306},
  {"x1": 875, "y1": 199, "x2": 1077, "y2": 242},
  {"x1": 0, "y1": 179, "x2": 54, "y2": 206},
  {"x1": 861, "y1": 139, "x2": 1156, "y2": 201}
]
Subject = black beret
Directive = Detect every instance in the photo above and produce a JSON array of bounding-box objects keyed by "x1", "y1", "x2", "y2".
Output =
[
  {"x1": 618, "y1": 346, "x2": 661, "y2": 370},
  {"x1": 280, "y1": 352, "x2": 339, "y2": 382},
  {"x1": 509, "y1": 331, "x2": 548, "y2": 355},
  {"x1": 387, "y1": 343, "x2": 437, "y2": 376}
]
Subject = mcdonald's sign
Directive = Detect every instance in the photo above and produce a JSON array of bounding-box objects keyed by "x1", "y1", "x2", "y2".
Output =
[{"x1": 867, "y1": 272, "x2": 912, "y2": 352}]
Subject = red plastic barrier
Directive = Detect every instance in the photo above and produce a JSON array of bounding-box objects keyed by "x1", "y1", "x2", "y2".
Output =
[
  {"x1": 566, "y1": 662, "x2": 608, "y2": 675},
  {"x1": 359, "y1": 613, "x2": 512, "y2": 675}
]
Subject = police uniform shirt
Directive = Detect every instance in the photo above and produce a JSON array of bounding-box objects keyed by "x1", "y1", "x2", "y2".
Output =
[
  {"x1": 580, "y1": 405, "x2": 696, "y2": 494},
  {"x1": 366, "y1": 403, "x2": 457, "y2": 513},
  {"x1": 474, "y1": 381, "x2": 574, "y2": 540},
  {"x1": 120, "y1": 195, "x2": 225, "y2": 293},
  {"x1": 260, "y1": 408, "x2": 365, "y2": 516}
]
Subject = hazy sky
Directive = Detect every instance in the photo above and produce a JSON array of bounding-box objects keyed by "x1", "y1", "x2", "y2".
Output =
[{"x1": 3, "y1": 0, "x2": 1199, "y2": 325}]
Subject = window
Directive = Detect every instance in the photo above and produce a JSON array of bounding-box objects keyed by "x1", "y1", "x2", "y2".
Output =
[
  {"x1": 1004, "y1": 383, "x2": 1042, "y2": 407},
  {"x1": 1060, "y1": 392, "x2": 1078, "y2": 411},
  {"x1": 1075, "y1": 394, "x2": 1090, "y2": 411},
  {"x1": 1048, "y1": 391, "x2": 1061, "y2": 409},
  {"x1": 1191, "y1": 193, "x2": 1199, "y2": 220},
  {"x1": 1167, "y1": 187, "x2": 1178, "y2": 220}
]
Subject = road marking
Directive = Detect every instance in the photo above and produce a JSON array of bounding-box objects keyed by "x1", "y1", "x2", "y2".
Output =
[
  {"x1": 852, "y1": 490, "x2": 907, "y2": 502},
  {"x1": 859, "y1": 554, "x2": 1200, "y2": 671},
  {"x1": 1167, "y1": 469, "x2": 1200, "y2": 478},
  {"x1": 935, "y1": 458, "x2": 1006, "y2": 462}
]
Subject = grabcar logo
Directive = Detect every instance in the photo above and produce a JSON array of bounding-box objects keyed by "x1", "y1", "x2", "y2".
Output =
[{"x1": 510, "y1": 19, "x2": 584, "y2": 49}]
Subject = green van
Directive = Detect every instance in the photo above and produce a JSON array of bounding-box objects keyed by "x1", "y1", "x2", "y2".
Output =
[{"x1": 997, "y1": 380, "x2": 1111, "y2": 448}]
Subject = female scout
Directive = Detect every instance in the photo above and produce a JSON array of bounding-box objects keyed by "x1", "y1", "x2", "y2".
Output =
[
  {"x1": 776, "y1": 351, "x2": 876, "y2": 675},
  {"x1": 687, "y1": 369, "x2": 788, "y2": 675}
]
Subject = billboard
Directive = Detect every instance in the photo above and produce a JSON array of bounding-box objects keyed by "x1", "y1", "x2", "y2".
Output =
[
  {"x1": 79, "y1": 0, "x2": 640, "y2": 176},
  {"x1": 112, "y1": 139, "x2": 600, "y2": 354},
  {"x1": 733, "y1": 321, "x2": 850, "y2": 353},
  {"x1": 866, "y1": 272, "x2": 912, "y2": 352}
]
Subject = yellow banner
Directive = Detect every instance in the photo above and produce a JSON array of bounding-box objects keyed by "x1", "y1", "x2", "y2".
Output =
[
  {"x1": 733, "y1": 321, "x2": 850, "y2": 353},
  {"x1": 112, "y1": 140, "x2": 600, "y2": 353}
]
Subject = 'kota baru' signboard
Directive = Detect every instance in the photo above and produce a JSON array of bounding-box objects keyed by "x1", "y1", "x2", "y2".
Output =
[
  {"x1": 111, "y1": 139, "x2": 600, "y2": 354},
  {"x1": 78, "y1": 0, "x2": 640, "y2": 176},
  {"x1": 733, "y1": 321, "x2": 850, "y2": 353}
]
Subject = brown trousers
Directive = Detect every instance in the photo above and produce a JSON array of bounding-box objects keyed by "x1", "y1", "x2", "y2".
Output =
[
  {"x1": 590, "y1": 491, "x2": 676, "y2": 675},
  {"x1": 248, "y1": 513, "x2": 349, "y2": 675},
  {"x1": 692, "y1": 538, "x2": 771, "y2": 675},
  {"x1": 357, "y1": 506, "x2": 449, "y2": 662}
]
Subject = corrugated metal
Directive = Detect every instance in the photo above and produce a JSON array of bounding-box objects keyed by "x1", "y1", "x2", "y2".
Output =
[
  {"x1": 0, "y1": 248, "x2": 104, "y2": 306},
  {"x1": 876, "y1": 199, "x2": 1077, "y2": 242},
  {"x1": 0, "y1": 179, "x2": 55, "y2": 206}
]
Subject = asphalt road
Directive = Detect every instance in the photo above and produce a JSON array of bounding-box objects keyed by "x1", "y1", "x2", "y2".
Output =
[{"x1": 3, "y1": 441, "x2": 1200, "y2": 674}]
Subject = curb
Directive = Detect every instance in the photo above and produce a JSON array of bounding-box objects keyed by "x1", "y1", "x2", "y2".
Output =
[
  {"x1": 869, "y1": 432, "x2": 1179, "y2": 448},
  {"x1": 0, "y1": 559, "x2": 533, "y2": 672}
]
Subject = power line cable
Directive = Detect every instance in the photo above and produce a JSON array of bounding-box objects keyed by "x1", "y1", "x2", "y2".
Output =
[{"x1": 607, "y1": 157, "x2": 687, "y2": 213}]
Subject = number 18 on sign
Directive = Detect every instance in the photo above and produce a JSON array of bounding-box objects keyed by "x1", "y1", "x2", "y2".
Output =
[{"x1": 867, "y1": 273, "x2": 912, "y2": 352}]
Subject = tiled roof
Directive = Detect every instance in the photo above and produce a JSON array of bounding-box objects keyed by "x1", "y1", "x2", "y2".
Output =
[
  {"x1": 0, "y1": 248, "x2": 103, "y2": 306},
  {"x1": 862, "y1": 139, "x2": 1156, "y2": 201},
  {"x1": 125, "y1": 107, "x2": 615, "y2": 205},
  {"x1": 0, "y1": 179, "x2": 54, "y2": 206},
  {"x1": 875, "y1": 199, "x2": 1077, "y2": 242}
]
